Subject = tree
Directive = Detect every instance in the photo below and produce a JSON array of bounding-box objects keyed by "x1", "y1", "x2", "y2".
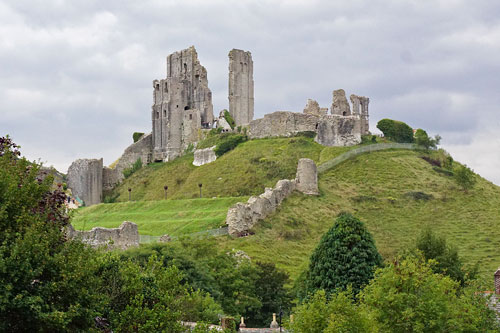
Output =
[
  {"x1": 0, "y1": 136, "x2": 102, "y2": 331},
  {"x1": 376, "y1": 119, "x2": 414, "y2": 143},
  {"x1": 361, "y1": 257, "x2": 498, "y2": 332},
  {"x1": 289, "y1": 290, "x2": 378, "y2": 333},
  {"x1": 415, "y1": 228, "x2": 476, "y2": 286},
  {"x1": 415, "y1": 129, "x2": 441, "y2": 150},
  {"x1": 245, "y1": 261, "x2": 292, "y2": 327},
  {"x1": 454, "y1": 164, "x2": 476, "y2": 191},
  {"x1": 306, "y1": 212, "x2": 383, "y2": 296}
]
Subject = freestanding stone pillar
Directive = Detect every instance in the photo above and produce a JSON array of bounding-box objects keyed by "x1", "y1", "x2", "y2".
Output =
[
  {"x1": 228, "y1": 49, "x2": 254, "y2": 126},
  {"x1": 295, "y1": 158, "x2": 319, "y2": 195},
  {"x1": 67, "y1": 158, "x2": 103, "y2": 206}
]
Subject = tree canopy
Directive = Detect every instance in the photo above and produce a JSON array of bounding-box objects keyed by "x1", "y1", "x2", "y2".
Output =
[{"x1": 306, "y1": 212, "x2": 383, "y2": 296}]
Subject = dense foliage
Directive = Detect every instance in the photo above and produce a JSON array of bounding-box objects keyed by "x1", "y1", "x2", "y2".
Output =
[
  {"x1": 289, "y1": 289, "x2": 377, "y2": 332},
  {"x1": 214, "y1": 134, "x2": 247, "y2": 157},
  {"x1": 376, "y1": 118, "x2": 414, "y2": 143},
  {"x1": 305, "y1": 212, "x2": 382, "y2": 296},
  {"x1": 292, "y1": 257, "x2": 498, "y2": 332},
  {"x1": 122, "y1": 239, "x2": 293, "y2": 327},
  {"x1": 415, "y1": 228, "x2": 477, "y2": 286},
  {"x1": 0, "y1": 136, "x2": 224, "y2": 332},
  {"x1": 361, "y1": 257, "x2": 498, "y2": 332}
]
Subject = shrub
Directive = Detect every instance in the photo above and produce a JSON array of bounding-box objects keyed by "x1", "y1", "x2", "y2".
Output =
[
  {"x1": 454, "y1": 164, "x2": 476, "y2": 191},
  {"x1": 376, "y1": 118, "x2": 414, "y2": 143},
  {"x1": 294, "y1": 131, "x2": 316, "y2": 139},
  {"x1": 403, "y1": 191, "x2": 433, "y2": 201},
  {"x1": 123, "y1": 158, "x2": 142, "y2": 179},
  {"x1": 433, "y1": 166, "x2": 454, "y2": 177},
  {"x1": 415, "y1": 129, "x2": 441, "y2": 150},
  {"x1": 214, "y1": 134, "x2": 247, "y2": 157},
  {"x1": 133, "y1": 132, "x2": 145, "y2": 143},
  {"x1": 361, "y1": 135, "x2": 377, "y2": 144}
]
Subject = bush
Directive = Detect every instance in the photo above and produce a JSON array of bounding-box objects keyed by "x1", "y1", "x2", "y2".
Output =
[
  {"x1": 214, "y1": 134, "x2": 247, "y2": 157},
  {"x1": 361, "y1": 135, "x2": 378, "y2": 144},
  {"x1": 433, "y1": 166, "x2": 454, "y2": 177},
  {"x1": 376, "y1": 119, "x2": 414, "y2": 143},
  {"x1": 293, "y1": 131, "x2": 316, "y2": 139},
  {"x1": 133, "y1": 132, "x2": 145, "y2": 143},
  {"x1": 454, "y1": 164, "x2": 476, "y2": 191},
  {"x1": 415, "y1": 129, "x2": 441, "y2": 150},
  {"x1": 123, "y1": 158, "x2": 142, "y2": 179},
  {"x1": 403, "y1": 191, "x2": 433, "y2": 201}
]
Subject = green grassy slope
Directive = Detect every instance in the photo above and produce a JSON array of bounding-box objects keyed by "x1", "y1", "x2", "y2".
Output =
[
  {"x1": 71, "y1": 197, "x2": 245, "y2": 236},
  {"x1": 220, "y1": 149, "x2": 500, "y2": 285},
  {"x1": 111, "y1": 137, "x2": 353, "y2": 202}
]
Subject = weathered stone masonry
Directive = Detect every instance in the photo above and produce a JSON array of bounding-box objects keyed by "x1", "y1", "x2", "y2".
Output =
[
  {"x1": 229, "y1": 49, "x2": 254, "y2": 126},
  {"x1": 66, "y1": 221, "x2": 139, "y2": 250},
  {"x1": 226, "y1": 158, "x2": 318, "y2": 236},
  {"x1": 67, "y1": 158, "x2": 103, "y2": 206},
  {"x1": 152, "y1": 46, "x2": 214, "y2": 162},
  {"x1": 247, "y1": 89, "x2": 368, "y2": 147}
]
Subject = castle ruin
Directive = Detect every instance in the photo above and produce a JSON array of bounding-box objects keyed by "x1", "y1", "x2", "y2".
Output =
[
  {"x1": 228, "y1": 49, "x2": 254, "y2": 126},
  {"x1": 67, "y1": 46, "x2": 370, "y2": 206},
  {"x1": 152, "y1": 46, "x2": 214, "y2": 162}
]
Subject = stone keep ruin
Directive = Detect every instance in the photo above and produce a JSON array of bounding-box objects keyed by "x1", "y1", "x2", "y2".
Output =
[{"x1": 67, "y1": 46, "x2": 370, "y2": 207}]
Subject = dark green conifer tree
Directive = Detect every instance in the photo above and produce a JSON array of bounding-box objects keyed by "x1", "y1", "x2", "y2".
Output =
[{"x1": 306, "y1": 212, "x2": 382, "y2": 295}]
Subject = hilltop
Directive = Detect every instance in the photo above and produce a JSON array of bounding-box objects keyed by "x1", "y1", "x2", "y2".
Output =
[{"x1": 73, "y1": 136, "x2": 500, "y2": 285}]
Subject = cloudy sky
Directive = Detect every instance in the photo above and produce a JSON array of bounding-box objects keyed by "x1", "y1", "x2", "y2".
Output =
[{"x1": 1, "y1": 0, "x2": 499, "y2": 185}]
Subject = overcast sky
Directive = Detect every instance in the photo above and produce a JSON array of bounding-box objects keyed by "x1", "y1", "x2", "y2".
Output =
[{"x1": 1, "y1": 0, "x2": 499, "y2": 185}]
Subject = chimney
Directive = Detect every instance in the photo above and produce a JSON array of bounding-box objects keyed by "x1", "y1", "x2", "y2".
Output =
[
  {"x1": 270, "y1": 313, "x2": 279, "y2": 329},
  {"x1": 495, "y1": 268, "x2": 500, "y2": 294},
  {"x1": 239, "y1": 317, "x2": 246, "y2": 328}
]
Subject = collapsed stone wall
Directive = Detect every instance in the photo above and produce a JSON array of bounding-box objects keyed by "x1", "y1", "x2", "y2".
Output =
[
  {"x1": 66, "y1": 221, "x2": 139, "y2": 250},
  {"x1": 247, "y1": 89, "x2": 368, "y2": 146},
  {"x1": 315, "y1": 115, "x2": 361, "y2": 147},
  {"x1": 67, "y1": 158, "x2": 103, "y2": 206},
  {"x1": 248, "y1": 111, "x2": 318, "y2": 139},
  {"x1": 226, "y1": 158, "x2": 318, "y2": 236},
  {"x1": 229, "y1": 49, "x2": 254, "y2": 126}
]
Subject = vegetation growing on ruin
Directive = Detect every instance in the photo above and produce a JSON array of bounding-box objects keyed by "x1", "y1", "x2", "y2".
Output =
[
  {"x1": 133, "y1": 132, "x2": 145, "y2": 143},
  {"x1": 122, "y1": 157, "x2": 142, "y2": 178}
]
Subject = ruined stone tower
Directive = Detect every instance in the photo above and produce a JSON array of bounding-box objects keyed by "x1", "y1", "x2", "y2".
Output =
[
  {"x1": 228, "y1": 49, "x2": 254, "y2": 126},
  {"x1": 152, "y1": 46, "x2": 214, "y2": 161},
  {"x1": 67, "y1": 158, "x2": 103, "y2": 206},
  {"x1": 350, "y1": 94, "x2": 370, "y2": 135}
]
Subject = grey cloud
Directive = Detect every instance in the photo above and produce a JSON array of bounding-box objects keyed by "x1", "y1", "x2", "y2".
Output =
[{"x1": 1, "y1": 0, "x2": 499, "y2": 184}]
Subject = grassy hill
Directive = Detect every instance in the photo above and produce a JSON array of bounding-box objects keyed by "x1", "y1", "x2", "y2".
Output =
[
  {"x1": 71, "y1": 197, "x2": 245, "y2": 236},
  {"x1": 73, "y1": 136, "x2": 500, "y2": 286},
  {"x1": 109, "y1": 136, "x2": 353, "y2": 202},
  {"x1": 220, "y1": 148, "x2": 500, "y2": 285}
]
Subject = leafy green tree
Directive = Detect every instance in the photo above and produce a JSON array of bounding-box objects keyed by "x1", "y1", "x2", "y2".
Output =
[
  {"x1": 289, "y1": 290, "x2": 378, "y2": 333},
  {"x1": 0, "y1": 136, "x2": 102, "y2": 331},
  {"x1": 245, "y1": 261, "x2": 292, "y2": 327},
  {"x1": 306, "y1": 212, "x2": 383, "y2": 296},
  {"x1": 376, "y1": 119, "x2": 414, "y2": 143},
  {"x1": 415, "y1": 129, "x2": 441, "y2": 150},
  {"x1": 415, "y1": 228, "x2": 476, "y2": 286},
  {"x1": 361, "y1": 256, "x2": 498, "y2": 332},
  {"x1": 454, "y1": 164, "x2": 476, "y2": 191}
]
